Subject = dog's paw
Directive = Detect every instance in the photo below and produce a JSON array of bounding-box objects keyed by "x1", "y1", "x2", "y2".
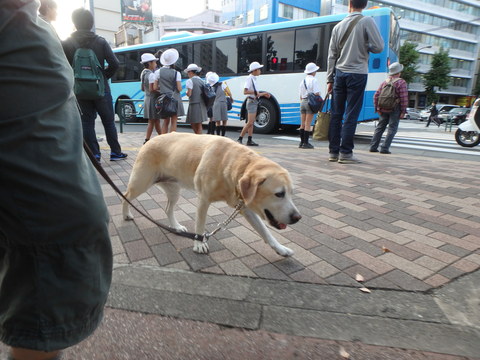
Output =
[
  {"x1": 173, "y1": 224, "x2": 188, "y2": 233},
  {"x1": 124, "y1": 212, "x2": 134, "y2": 221},
  {"x1": 276, "y1": 245, "x2": 294, "y2": 257},
  {"x1": 193, "y1": 240, "x2": 209, "y2": 254}
]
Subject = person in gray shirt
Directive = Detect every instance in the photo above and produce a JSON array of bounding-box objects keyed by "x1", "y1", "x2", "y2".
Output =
[{"x1": 326, "y1": 0, "x2": 384, "y2": 164}]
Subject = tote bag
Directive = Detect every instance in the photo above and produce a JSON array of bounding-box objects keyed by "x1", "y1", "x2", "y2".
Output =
[{"x1": 313, "y1": 94, "x2": 330, "y2": 141}]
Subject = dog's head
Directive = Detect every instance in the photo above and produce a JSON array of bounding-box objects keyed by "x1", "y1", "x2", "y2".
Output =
[{"x1": 238, "y1": 162, "x2": 301, "y2": 230}]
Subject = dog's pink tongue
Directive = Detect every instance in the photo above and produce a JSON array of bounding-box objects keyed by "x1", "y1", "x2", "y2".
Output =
[{"x1": 279, "y1": 223, "x2": 287, "y2": 230}]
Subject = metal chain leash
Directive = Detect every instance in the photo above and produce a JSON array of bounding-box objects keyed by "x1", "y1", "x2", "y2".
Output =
[{"x1": 202, "y1": 200, "x2": 245, "y2": 241}]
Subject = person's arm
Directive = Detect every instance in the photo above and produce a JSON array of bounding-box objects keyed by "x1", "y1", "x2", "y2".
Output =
[
  {"x1": 373, "y1": 82, "x2": 383, "y2": 113},
  {"x1": 365, "y1": 17, "x2": 384, "y2": 54},
  {"x1": 398, "y1": 80, "x2": 408, "y2": 118},
  {"x1": 186, "y1": 79, "x2": 193, "y2": 97},
  {"x1": 176, "y1": 71, "x2": 182, "y2": 92},
  {"x1": 103, "y1": 39, "x2": 119, "y2": 79},
  {"x1": 61, "y1": 39, "x2": 75, "y2": 66}
]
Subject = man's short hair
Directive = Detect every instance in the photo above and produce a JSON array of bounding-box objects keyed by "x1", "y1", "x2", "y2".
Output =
[
  {"x1": 72, "y1": 8, "x2": 94, "y2": 31},
  {"x1": 350, "y1": 0, "x2": 368, "y2": 9}
]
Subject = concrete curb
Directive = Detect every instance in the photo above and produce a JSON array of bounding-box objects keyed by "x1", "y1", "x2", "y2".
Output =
[{"x1": 108, "y1": 265, "x2": 480, "y2": 358}]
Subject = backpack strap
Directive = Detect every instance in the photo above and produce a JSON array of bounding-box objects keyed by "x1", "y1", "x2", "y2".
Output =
[{"x1": 338, "y1": 15, "x2": 363, "y2": 59}]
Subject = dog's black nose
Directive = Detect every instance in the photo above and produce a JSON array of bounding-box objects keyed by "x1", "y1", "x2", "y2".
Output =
[{"x1": 290, "y1": 212, "x2": 302, "y2": 224}]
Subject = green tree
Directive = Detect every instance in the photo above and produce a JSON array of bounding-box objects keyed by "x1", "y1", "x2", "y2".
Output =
[
  {"x1": 398, "y1": 41, "x2": 420, "y2": 84},
  {"x1": 423, "y1": 47, "x2": 451, "y2": 103}
]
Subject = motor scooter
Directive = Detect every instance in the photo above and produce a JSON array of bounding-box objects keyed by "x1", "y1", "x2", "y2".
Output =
[{"x1": 455, "y1": 98, "x2": 480, "y2": 147}]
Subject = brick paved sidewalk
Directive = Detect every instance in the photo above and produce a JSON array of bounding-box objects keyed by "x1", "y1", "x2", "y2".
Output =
[{"x1": 100, "y1": 131, "x2": 480, "y2": 292}]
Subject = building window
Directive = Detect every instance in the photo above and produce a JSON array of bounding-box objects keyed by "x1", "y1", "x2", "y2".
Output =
[
  {"x1": 260, "y1": 4, "x2": 268, "y2": 20},
  {"x1": 278, "y1": 3, "x2": 316, "y2": 20},
  {"x1": 214, "y1": 15, "x2": 220, "y2": 23},
  {"x1": 247, "y1": 9, "x2": 255, "y2": 25}
]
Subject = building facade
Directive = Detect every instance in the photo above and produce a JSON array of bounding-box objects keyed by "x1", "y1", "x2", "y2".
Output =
[
  {"x1": 92, "y1": 0, "x2": 122, "y2": 45},
  {"x1": 221, "y1": 0, "x2": 320, "y2": 27},
  {"x1": 334, "y1": 0, "x2": 480, "y2": 108}
]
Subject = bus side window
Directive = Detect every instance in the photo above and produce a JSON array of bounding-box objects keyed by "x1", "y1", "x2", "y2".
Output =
[
  {"x1": 266, "y1": 30, "x2": 294, "y2": 72},
  {"x1": 294, "y1": 27, "x2": 320, "y2": 72},
  {"x1": 215, "y1": 38, "x2": 237, "y2": 75},
  {"x1": 237, "y1": 35, "x2": 263, "y2": 73}
]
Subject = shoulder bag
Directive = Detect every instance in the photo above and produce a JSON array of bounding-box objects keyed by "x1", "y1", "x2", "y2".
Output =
[
  {"x1": 304, "y1": 79, "x2": 323, "y2": 113},
  {"x1": 155, "y1": 68, "x2": 178, "y2": 117}
]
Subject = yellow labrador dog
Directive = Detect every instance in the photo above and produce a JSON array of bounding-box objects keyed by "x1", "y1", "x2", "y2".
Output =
[{"x1": 122, "y1": 132, "x2": 301, "y2": 256}]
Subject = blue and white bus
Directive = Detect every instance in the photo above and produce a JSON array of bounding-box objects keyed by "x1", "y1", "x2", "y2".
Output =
[{"x1": 111, "y1": 7, "x2": 399, "y2": 133}]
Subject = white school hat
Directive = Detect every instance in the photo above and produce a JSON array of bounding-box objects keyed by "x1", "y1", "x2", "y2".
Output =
[
  {"x1": 207, "y1": 72, "x2": 219, "y2": 86},
  {"x1": 388, "y1": 62, "x2": 404, "y2": 75},
  {"x1": 304, "y1": 62, "x2": 319, "y2": 74},
  {"x1": 184, "y1": 63, "x2": 202, "y2": 73},
  {"x1": 160, "y1": 48, "x2": 179, "y2": 66},
  {"x1": 248, "y1": 61, "x2": 264, "y2": 72},
  {"x1": 140, "y1": 53, "x2": 158, "y2": 64}
]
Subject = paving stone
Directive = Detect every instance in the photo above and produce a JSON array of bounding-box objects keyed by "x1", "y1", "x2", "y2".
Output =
[
  {"x1": 124, "y1": 240, "x2": 154, "y2": 262},
  {"x1": 308, "y1": 261, "x2": 340, "y2": 279},
  {"x1": 117, "y1": 224, "x2": 144, "y2": 243},
  {"x1": 382, "y1": 269, "x2": 431, "y2": 291},
  {"x1": 340, "y1": 237, "x2": 384, "y2": 257},
  {"x1": 151, "y1": 242, "x2": 183, "y2": 266},
  {"x1": 273, "y1": 257, "x2": 305, "y2": 275},
  {"x1": 253, "y1": 263, "x2": 291, "y2": 281},
  {"x1": 343, "y1": 249, "x2": 393, "y2": 274},
  {"x1": 310, "y1": 245, "x2": 356, "y2": 270},
  {"x1": 180, "y1": 249, "x2": 216, "y2": 272},
  {"x1": 218, "y1": 259, "x2": 257, "y2": 277},
  {"x1": 439, "y1": 244, "x2": 472, "y2": 258}
]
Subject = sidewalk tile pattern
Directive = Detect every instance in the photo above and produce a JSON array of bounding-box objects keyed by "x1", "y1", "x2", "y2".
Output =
[{"x1": 99, "y1": 132, "x2": 480, "y2": 291}]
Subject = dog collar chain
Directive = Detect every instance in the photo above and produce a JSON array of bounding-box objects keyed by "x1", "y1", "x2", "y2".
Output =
[{"x1": 202, "y1": 200, "x2": 245, "y2": 242}]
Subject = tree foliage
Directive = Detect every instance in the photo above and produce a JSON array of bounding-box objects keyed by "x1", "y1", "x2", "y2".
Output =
[
  {"x1": 398, "y1": 41, "x2": 420, "y2": 84},
  {"x1": 423, "y1": 47, "x2": 451, "y2": 103}
]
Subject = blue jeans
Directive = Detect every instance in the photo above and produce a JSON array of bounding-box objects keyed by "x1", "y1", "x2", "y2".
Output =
[
  {"x1": 370, "y1": 107, "x2": 401, "y2": 152},
  {"x1": 78, "y1": 92, "x2": 122, "y2": 157},
  {"x1": 328, "y1": 70, "x2": 368, "y2": 155}
]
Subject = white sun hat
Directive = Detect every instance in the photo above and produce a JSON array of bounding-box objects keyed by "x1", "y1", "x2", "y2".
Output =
[
  {"x1": 388, "y1": 62, "x2": 404, "y2": 75},
  {"x1": 207, "y1": 72, "x2": 219, "y2": 86},
  {"x1": 184, "y1": 63, "x2": 202, "y2": 73},
  {"x1": 304, "y1": 62, "x2": 320, "y2": 74},
  {"x1": 160, "y1": 48, "x2": 179, "y2": 66},
  {"x1": 140, "y1": 53, "x2": 158, "y2": 64},
  {"x1": 248, "y1": 61, "x2": 264, "y2": 72}
]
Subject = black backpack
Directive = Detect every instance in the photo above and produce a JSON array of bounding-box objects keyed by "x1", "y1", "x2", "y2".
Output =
[{"x1": 201, "y1": 83, "x2": 216, "y2": 108}]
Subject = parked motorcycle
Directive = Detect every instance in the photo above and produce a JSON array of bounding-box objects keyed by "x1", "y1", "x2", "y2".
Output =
[{"x1": 455, "y1": 98, "x2": 480, "y2": 147}]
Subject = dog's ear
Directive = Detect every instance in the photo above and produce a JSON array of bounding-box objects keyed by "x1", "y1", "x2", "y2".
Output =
[{"x1": 239, "y1": 175, "x2": 265, "y2": 205}]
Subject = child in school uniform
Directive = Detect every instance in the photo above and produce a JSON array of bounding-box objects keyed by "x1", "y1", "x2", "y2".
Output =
[
  {"x1": 152, "y1": 48, "x2": 183, "y2": 134},
  {"x1": 185, "y1": 63, "x2": 207, "y2": 134},
  {"x1": 140, "y1": 53, "x2": 161, "y2": 144},
  {"x1": 298, "y1": 62, "x2": 322, "y2": 149},
  {"x1": 207, "y1": 72, "x2": 233, "y2": 136},
  {"x1": 237, "y1": 61, "x2": 270, "y2": 146}
]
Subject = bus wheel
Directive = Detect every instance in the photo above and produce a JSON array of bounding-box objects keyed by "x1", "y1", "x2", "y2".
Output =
[
  {"x1": 254, "y1": 99, "x2": 278, "y2": 134},
  {"x1": 116, "y1": 101, "x2": 137, "y2": 123}
]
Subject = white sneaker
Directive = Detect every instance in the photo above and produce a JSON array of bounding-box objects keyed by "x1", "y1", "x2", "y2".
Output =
[{"x1": 338, "y1": 154, "x2": 361, "y2": 164}]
